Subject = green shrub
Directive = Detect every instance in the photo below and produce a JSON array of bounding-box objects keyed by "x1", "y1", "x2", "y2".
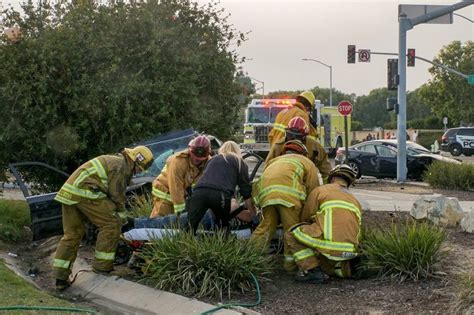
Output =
[
  {"x1": 128, "y1": 192, "x2": 153, "y2": 218},
  {"x1": 139, "y1": 229, "x2": 274, "y2": 299},
  {"x1": 361, "y1": 221, "x2": 447, "y2": 281},
  {"x1": 424, "y1": 161, "x2": 474, "y2": 191},
  {"x1": 417, "y1": 130, "x2": 444, "y2": 150},
  {"x1": 0, "y1": 200, "x2": 31, "y2": 242}
]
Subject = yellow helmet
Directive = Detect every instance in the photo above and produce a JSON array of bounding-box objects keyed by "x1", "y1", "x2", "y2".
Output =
[
  {"x1": 124, "y1": 146, "x2": 154, "y2": 171},
  {"x1": 297, "y1": 91, "x2": 316, "y2": 110}
]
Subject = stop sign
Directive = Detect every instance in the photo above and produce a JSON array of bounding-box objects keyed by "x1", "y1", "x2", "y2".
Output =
[{"x1": 338, "y1": 101, "x2": 353, "y2": 116}]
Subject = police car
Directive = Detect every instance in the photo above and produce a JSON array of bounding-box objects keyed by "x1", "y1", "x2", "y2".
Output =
[{"x1": 440, "y1": 127, "x2": 474, "y2": 156}]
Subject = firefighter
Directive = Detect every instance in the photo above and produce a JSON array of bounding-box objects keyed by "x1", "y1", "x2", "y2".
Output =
[
  {"x1": 251, "y1": 140, "x2": 321, "y2": 271},
  {"x1": 53, "y1": 146, "x2": 154, "y2": 290},
  {"x1": 268, "y1": 91, "x2": 317, "y2": 146},
  {"x1": 286, "y1": 164, "x2": 361, "y2": 283},
  {"x1": 150, "y1": 135, "x2": 210, "y2": 218},
  {"x1": 265, "y1": 116, "x2": 331, "y2": 182}
]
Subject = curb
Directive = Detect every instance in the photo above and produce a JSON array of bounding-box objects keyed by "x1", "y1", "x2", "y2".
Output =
[{"x1": 67, "y1": 258, "x2": 245, "y2": 315}]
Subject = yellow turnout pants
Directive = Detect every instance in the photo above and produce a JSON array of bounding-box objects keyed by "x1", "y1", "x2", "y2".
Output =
[
  {"x1": 53, "y1": 198, "x2": 121, "y2": 281},
  {"x1": 251, "y1": 204, "x2": 301, "y2": 271}
]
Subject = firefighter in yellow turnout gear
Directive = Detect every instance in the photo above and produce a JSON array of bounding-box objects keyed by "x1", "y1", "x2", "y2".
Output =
[
  {"x1": 150, "y1": 135, "x2": 210, "y2": 218},
  {"x1": 268, "y1": 91, "x2": 317, "y2": 146},
  {"x1": 265, "y1": 116, "x2": 331, "y2": 182},
  {"x1": 251, "y1": 140, "x2": 322, "y2": 271},
  {"x1": 286, "y1": 164, "x2": 361, "y2": 283},
  {"x1": 53, "y1": 146, "x2": 153, "y2": 290}
]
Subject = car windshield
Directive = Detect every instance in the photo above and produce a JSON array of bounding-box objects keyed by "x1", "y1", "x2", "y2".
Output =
[
  {"x1": 270, "y1": 106, "x2": 289, "y2": 122},
  {"x1": 247, "y1": 107, "x2": 270, "y2": 123},
  {"x1": 134, "y1": 132, "x2": 196, "y2": 178}
]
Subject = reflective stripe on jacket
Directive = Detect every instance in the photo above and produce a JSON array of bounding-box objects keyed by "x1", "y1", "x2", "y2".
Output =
[
  {"x1": 152, "y1": 150, "x2": 207, "y2": 214},
  {"x1": 54, "y1": 154, "x2": 133, "y2": 211},
  {"x1": 267, "y1": 102, "x2": 317, "y2": 146},
  {"x1": 253, "y1": 154, "x2": 319, "y2": 209},
  {"x1": 296, "y1": 182, "x2": 362, "y2": 260}
]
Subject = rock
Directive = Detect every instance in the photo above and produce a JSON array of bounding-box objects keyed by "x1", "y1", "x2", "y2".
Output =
[
  {"x1": 410, "y1": 194, "x2": 466, "y2": 227},
  {"x1": 460, "y1": 209, "x2": 474, "y2": 233}
]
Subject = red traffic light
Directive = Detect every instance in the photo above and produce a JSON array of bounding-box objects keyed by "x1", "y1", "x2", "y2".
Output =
[
  {"x1": 347, "y1": 45, "x2": 356, "y2": 64},
  {"x1": 407, "y1": 48, "x2": 415, "y2": 67}
]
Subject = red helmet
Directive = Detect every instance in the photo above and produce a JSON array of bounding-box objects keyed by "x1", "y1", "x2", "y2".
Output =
[
  {"x1": 283, "y1": 140, "x2": 308, "y2": 156},
  {"x1": 286, "y1": 117, "x2": 308, "y2": 141},
  {"x1": 189, "y1": 135, "x2": 211, "y2": 161}
]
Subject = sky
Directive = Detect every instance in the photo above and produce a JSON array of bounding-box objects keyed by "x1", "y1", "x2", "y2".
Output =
[
  {"x1": 3, "y1": 0, "x2": 473, "y2": 97},
  {"x1": 204, "y1": 0, "x2": 473, "y2": 96}
]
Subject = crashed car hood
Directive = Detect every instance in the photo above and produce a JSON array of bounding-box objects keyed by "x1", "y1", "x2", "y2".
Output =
[{"x1": 413, "y1": 153, "x2": 462, "y2": 165}]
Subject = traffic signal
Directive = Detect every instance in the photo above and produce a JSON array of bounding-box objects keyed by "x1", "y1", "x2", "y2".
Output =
[
  {"x1": 407, "y1": 48, "x2": 415, "y2": 67},
  {"x1": 387, "y1": 58, "x2": 398, "y2": 90},
  {"x1": 347, "y1": 45, "x2": 356, "y2": 64}
]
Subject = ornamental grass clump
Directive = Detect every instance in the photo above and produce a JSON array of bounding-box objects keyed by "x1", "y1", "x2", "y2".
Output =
[
  {"x1": 139, "y1": 229, "x2": 274, "y2": 299},
  {"x1": 451, "y1": 265, "x2": 474, "y2": 314},
  {"x1": 127, "y1": 192, "x2": 153, "y2": 217},
  {"x1": 361, "y1": 220, "x2": 447, "y2": 281}
]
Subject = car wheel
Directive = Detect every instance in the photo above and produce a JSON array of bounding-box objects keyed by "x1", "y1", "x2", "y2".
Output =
[
  {"x1": 347, "y1": 160, "x2": 362, "y2": 179},
  {"x1": 449, "y1": 144, "x2": 462, "y2": 156}
]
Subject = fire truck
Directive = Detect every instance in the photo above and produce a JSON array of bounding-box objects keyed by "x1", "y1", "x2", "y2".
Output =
[{"x1": 242, "y1": 98, "x2": 351, "y2": 156}]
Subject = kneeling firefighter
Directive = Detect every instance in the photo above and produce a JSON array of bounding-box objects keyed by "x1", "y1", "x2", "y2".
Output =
[
  {"x1": 53, "y1": 146, "x2": 154, "y2": 290},
  {"x1": 286, "y1": 164, "x2": 362, "y2": 283}
]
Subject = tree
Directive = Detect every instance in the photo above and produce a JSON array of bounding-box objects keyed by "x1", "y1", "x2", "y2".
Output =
[
  {"x1": 352, "y1": 88, "x2": 395, "y2": 129},
  {"x1": 0, "y1": 0, "x2": 246, "y2": 174},
  {"x1": 418, "y1": 41, "x2": 474, "y2": 126}
]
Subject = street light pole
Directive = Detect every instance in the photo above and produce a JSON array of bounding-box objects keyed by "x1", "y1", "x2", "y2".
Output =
[
  {"x1": 249, "y1": 77, "x2": 265, "y2": 99},
  {"x1": 302, "y1": 58, "x2": 333, "y2": 107}
]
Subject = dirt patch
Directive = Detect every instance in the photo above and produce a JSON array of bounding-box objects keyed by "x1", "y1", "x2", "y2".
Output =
[
  {"x1": 247, "y1": 211, "x2": 474, "y2": 314},
  {"x1": 355, "y1": 179, "x2": 474, "y2": 201}
]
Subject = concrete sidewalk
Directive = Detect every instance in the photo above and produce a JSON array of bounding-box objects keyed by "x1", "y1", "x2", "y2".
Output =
[
  {"x1": 67, "y1": 258, "x2": 246, "y2": 315},
  {"x1": 353, "y1": 189, "x2": 474, "y2": 212}
]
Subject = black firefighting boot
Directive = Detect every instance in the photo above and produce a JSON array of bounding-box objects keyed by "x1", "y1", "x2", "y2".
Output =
[{"x1": 295, "y1": 267, "x2": 329, "y2": 284}]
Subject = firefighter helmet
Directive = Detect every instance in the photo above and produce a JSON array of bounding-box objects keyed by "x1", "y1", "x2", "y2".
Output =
[
  {"x1": 296, "y1": 91, "x2": 316, "y2": 110},
  {"x1": 189, "y1": 135, "x2": 211, "y2": 161},
  {"x1": 283, "y1": 140, "x2": 308, "y2": 156},
  {"x1": 124, "y1": 146, "x2": 154, "y2": 171},
  {"x1": 328, "y1": 164, "x2": 358, "y2": 186},
  {"x1": 286, "y1": 117, "x2": 309, "y2": 137}
]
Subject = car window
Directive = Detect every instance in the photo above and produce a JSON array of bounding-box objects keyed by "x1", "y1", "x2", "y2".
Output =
[
  {"x1": 406, "y1": 142, "x2": 430, "y2": 154},
  {"x1": 458, "y1": 128, "x2": 474, "y2": 136},
  {"x1": 358, "y1": 144, "x2": 377, "y2": 154},
  {"x1": 376, "y1": 145, "x2": 397, "y2": 157}
]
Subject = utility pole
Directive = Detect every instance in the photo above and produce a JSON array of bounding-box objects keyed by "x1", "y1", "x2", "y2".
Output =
[{"x1": 396, "y1": 0, "x2": 473, "y2": 182}]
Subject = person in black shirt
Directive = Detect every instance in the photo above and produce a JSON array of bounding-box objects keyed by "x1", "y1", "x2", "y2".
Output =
[{"x1": 187, "y1": 141, "x2": 256, "y2": 232}]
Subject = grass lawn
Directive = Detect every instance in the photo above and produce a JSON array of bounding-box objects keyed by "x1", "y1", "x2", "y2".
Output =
[
  {"x1": 0, "y1": 260, "x2": 74, "y2": 308},
  {"x1": 0, "y1": 199, "x2": 30, "y2": 243}
]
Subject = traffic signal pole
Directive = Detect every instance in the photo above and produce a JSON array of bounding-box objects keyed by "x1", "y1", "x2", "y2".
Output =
[
  {"x1": 395, "y1": 0, "x2": 473, "y2": 182},
  {"x1": 397, "y1": 15, "x2": 409, "y2": 182}
]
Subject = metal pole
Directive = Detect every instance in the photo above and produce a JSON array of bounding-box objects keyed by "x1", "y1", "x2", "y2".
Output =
[
  {"x1": 302, "y1": 58, "x2": 333, "y2": 106},
  {"x1": 397, "y1": 15, "x2": 409, "y2": 182},
  {"x1": 262, "y1": 81, "x2": 265, "y2": 99},
  {"x1": 344, "y1": 116, "x2": 349, "y2": 164},
  {"x1": 329, "y1": 65, "x2": 333, "y2": 107}
]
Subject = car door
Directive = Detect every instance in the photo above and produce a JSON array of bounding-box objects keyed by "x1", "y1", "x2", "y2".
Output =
[
  {"x1": 354, "y1": 144, "x2": 379, "y2": 176},
  {"x1": 9, "y1": 162, "x2": 69, "y2": 241},
  {"x1": 374, "y1": 145, "x2": 397, "y2": 178}
]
